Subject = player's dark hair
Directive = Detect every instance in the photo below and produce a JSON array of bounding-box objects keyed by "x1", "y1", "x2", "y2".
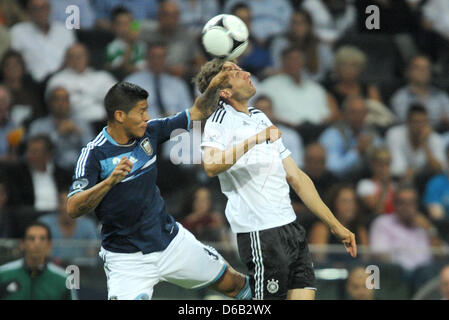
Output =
[
  {"x1": 407, "y1": 103, "x2": 427, "y2": 120},
  {"x1": 110, "y1": 5, "x2": 132, "y2": 22},
  {"x1": 193, "y1": 58, "x2": 226, "y2": 93},
  {"x1": 104, "y1": 82, "x2": 149, "y2": 121},
  {"x1": 23, "y1": 221, "x2": 52, "y2": 241},
  {"x1": 230, "y1": 2, "x2": 250, "y2": 15}
]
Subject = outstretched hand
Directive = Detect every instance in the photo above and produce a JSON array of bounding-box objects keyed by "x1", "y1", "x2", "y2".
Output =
[
  {"x1": 331, "y1": 225, "x2": 357, "y2": 258},
  {"x1": 209, "y1": 61, "x2": 241, "y2": 90}
]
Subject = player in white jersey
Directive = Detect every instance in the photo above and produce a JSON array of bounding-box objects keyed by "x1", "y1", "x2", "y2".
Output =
[{"x1": 196, "y1": 58, "x2": 357, "y2": 300}]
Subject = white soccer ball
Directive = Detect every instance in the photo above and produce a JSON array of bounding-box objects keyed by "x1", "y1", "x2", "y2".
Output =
[{"x1": 202, "y1": 14, "x2": 249, "y2": 61}]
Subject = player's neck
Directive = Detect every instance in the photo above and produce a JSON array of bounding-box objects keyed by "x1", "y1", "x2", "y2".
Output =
[
  {"x1": 229, "y1": 98, "x2": 250, "y2": 115},
  {"x1": 106, "y1": 124, "x2": 133, "y2": 145}
]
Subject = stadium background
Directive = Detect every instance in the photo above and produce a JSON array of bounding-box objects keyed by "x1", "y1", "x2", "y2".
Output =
[{"x1": 0, "y1": 0, "x2": 449, "y2": 300}]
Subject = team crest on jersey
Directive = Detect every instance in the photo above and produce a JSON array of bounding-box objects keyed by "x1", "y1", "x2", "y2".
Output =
[
  {"x1": 72, "y1": 178, "x2": 88, "y2": 191},
  {"x1": 267, "y1": 279, "x2": 279, "y2": 294},
  {"x1": 140, "y1": 138, "x2": 153, "y2": 156}
]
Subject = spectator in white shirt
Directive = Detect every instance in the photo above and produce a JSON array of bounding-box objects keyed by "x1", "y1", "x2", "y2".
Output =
[
  {"x1": 259, "y1": 46, "x2": 339, "y2": 130},
  {"x1": 390, "y1": 55, "x2": 449, "y2": 129},
  {"x1": 10, "y1": 0, "x2": 76, "y2": 82},
  {"x1": 46, "y1": 43, "x2": 117, "y2": 126},
  {"x1": 302, "y1": 0, "x2": 356, "y2": 44},
  {"x1": 224, "y1": 0, "x2": 293, "y2": 43},
  {"x1": 386, "y1": 104, "x2": 446, "y2": 182}
]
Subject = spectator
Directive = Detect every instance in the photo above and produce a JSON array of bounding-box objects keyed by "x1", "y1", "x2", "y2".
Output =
[
  {"x1": 139, "y1": 1, "x2": 203, "y2": 78},
  {"x1": 0, "y1": 85, "x2": 17, "y2": 158},
  {"x1": 270, "y1": 8, "x2": 334, "y2": 82},
  {"x1": 2, "y1": 134, "x2": 71, "y2": 212},
  {"x1": 0, "y1": 0, "x2": 27, "y2": 27},
  {"x1": 94, "y1": 0, "x2": 159, "y2": 30},
  {"x1": 46, "y1": 43, "x2": 116, "y2": 127},
  {"x1": 0, "y1": 179, "x2": 17, "y2": 238},
  {"x1": 302, "y1": 143, "x2": 339, "y2": 196},
  {"x1": 0, "y1": 26, "x2": 10, "y2": 62},
  {"x1": 49, "y1": 0, "x2": 95, "y2": 29},
  {"x1": 390, "y1": 55, "x2": 449, "y2": 130},
  {"x1": 259, "y1": 46, "x2": 339, "y2": 130},
  {"x1": 0, "y1": 222, "x2": 76, "y2": 299},
  {"x1": 370, "y1": 185, "x2": 443, "y2": 272},
  {"x1": 105, "y1": 6, "x2": 147, "y2": 78},
  {"x1": 343, "y1": 266, "x2": 375, "y2": 300},
  {"x1": 309, "y1": 183, "x2": 369, "y2": 251},
  {"x1": 253, "y1": 95, "x2": 304, "y2": 167},
  {"x1": 0, "y1": 50, "x2": 46, "y2": 125},
  {"x1": 124, "y1": 42, "x2": 192, "y2": 120},
  {"x1": 181, "y1": 186, "x2": 228, "y2": 243},
  {"x1": 386, "y1": 104, "x2": 446, "y2": 183},
  {"x1": 289, "y1": 142, "x2": 339, "y2": 223},
  {"x1": 420, "y1": 0, "x2": 449, "y2": 69},
  {"x1": 224, "y1": 0, "x2": 293, "y2": 43},
  {"x1": 440, "y1": 265, "x2": 449, "y2": 300},
  {"x1": 423, "y1": 146, "x2": 449, "y2": 221},
  {"x1": 319, "y1": 95, "x2": 379, "y2": 179},
  {"x1": 172, "y1": 0, "x2": 219, "y2": 35},
  {"x1": 356, "y1": 147, "x2": 396, "y2": 216},
  {"x1": 39, "y1": 188, "x2": 98, "y2": 262},
  {"x1": 10, "y1": 0, "x2": 76, "y2": 82},
  {"x1": 231, "y1": 3, "x2": 274, "y2": 79},
  {"x1": 324, "y1": 46, "x2": 383, "y2": 110},
  {"x1": 302, "y1": 0, "x2": 357, "y2": 44},
  {"x1": 28, "y1": 86, "x2": 94, "y2": 171}
]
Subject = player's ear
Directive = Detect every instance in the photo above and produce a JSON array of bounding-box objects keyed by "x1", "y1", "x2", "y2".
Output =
[
  {"x1": 220, "y1": 88, "x2": 232, "y2": 99},
  {"x1": 114, "y1": 110, "x2": 127, "y2": 124}
]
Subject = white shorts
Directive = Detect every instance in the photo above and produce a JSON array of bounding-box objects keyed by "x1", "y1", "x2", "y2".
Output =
[{"x1": 99, "y1": 223, "x2": 227, "y2": 300}]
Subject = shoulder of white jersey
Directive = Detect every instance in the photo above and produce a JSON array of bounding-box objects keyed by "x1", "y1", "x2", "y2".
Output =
[
  {"x1": 74, "y1": 131, "x2": 108, "y2": 179},
  {"x1": 248, "y1": 106, "x2": 263, "y2": 115},
  {"x1": 209, "y1": 100, "x2": 228, "y2": 125}
]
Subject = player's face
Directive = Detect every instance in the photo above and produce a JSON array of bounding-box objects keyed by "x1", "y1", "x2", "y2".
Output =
[
  {"x1": 228, "y1": 70, "x2": 256, "y2": 101},
  {"x1": 123, "y1": 100, "x2": 150, "y2": 139}
]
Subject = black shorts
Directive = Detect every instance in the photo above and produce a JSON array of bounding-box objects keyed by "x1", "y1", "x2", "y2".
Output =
[{"x1": 237, "y1": 219, "x2": 316, "y2": 300}]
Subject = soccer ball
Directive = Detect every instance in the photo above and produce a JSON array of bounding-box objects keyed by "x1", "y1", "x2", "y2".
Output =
[{"x1": 202, "y1": 14, "x2": 249, "y2": 61}]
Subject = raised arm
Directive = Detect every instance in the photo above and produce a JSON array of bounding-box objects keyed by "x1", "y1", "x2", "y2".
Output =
[
  {"x1": 282, "y1": 156, "x2": 357, "y2": 257},
  {"x1": 189, "y1": 62, "x2": 241, "y2": 123},
  {"x1": 66, "y1": 157, "x2": 133, "y2": 218}
]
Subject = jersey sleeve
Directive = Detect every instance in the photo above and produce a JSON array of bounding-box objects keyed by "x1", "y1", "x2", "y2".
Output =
[
  {"x1": 147, "y1": 109, "x2": 190, "y2": 144},
  {"x1": 201, "y1": 118, "x2": 228, "y2": 151},
  {"x1": 68, "y1": 147, "x2": 101, "y2": 198},
  {"x1": 273, "y1": 138, "x2": 291, "y2": 160}
]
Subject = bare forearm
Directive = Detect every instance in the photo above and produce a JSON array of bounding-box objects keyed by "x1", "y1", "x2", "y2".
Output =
[
  {"x1": 289, "y1": 169, "x2": 339, "y2": 228},
  {"x1": 67, "y1": 178, "x2": 113, "y2": 218},
  {"x1": 190, "y1": 84, "x2": 222, "y2": 122},
  {"x1": 204, "y1": 135, "x2": 259, "y2": 176}
]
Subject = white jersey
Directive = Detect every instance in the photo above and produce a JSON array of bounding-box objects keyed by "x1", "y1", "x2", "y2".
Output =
[{"x1": 201, "y1": 100, "x2": 296, "y2": 233}]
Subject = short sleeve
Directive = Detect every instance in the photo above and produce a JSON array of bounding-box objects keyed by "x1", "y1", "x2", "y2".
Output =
[
  {"x1": 201, "y1": 118, "x2": 228, "y2": 151},
  {"x1": 423, "y1": 176, "x2": 443, "y2": 205},
  {"x1": 273, "y1": 138, "x2": 291, "y2": 160},
  {"x1": 68, "y1": 148, "x2": 101, "y2": 198},
  {"x1": 147, "y1": 109, "x2": 190, "y2": 144}
]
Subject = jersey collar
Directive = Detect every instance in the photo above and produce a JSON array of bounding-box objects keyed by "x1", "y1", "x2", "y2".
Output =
[{"x1": 102, "y1": 127, "x2": 137, "y2": 147}]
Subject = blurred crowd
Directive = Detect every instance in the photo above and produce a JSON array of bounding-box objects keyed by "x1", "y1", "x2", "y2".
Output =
[{"x1": 0, "y1": 0, "x2": 449, "y2": 299}]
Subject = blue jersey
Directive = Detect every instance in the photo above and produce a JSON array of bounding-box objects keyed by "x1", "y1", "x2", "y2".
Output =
[{"x1": 68, "y1": 110, "x2": 191, "y2": 254}]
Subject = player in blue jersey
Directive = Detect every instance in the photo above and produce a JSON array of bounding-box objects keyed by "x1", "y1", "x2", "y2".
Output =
[{"x1": 66, "y1": 62, "x2": 252, "y2": 300}]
